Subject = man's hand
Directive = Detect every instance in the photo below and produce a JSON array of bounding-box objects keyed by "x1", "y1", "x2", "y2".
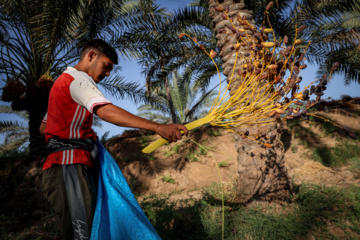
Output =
[{"x1": 154, "y1": 124, "x2": 188, "y2": 143}]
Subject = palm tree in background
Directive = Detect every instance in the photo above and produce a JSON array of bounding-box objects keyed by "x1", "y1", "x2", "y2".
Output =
[
  {"x1": 293, "y1": 0, "x2": 360, "y2": 84},
  {"x1": 137, "y1": 71, "x2": 218, "y2": 124},
  {"x1": 0, "y1": 105, "x2": 28, "y2": 157},
  {"x1": 0, "y1": 0, "x2": 162, "y2": 162},
  {"x1": 116, "y1": 1, "x2": 222, "y2": 123}
]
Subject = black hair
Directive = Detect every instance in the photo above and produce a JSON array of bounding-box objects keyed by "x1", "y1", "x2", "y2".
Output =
[{"x1": 80, "y1": 39, "x2": 118, "y2": 64}]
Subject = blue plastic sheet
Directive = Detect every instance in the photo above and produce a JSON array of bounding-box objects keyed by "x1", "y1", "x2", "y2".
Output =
[{"x1": 91, "y1": 140, "x2": 161, "y2": 240}]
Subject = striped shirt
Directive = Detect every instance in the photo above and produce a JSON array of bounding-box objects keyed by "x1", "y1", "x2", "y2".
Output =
[{"x1": 43, "y1": 67, "x2": 111, "y2": 170}]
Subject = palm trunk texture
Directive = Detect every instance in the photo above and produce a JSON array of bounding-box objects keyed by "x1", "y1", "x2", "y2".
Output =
[
  {"x1": 27, "y1": 84, "x2": 48, "y2": 165},
  {"x1": 165, "y1": 77, "x2": 178, "y2": 124},
  {"x1": 209, "y1": 0, "x2": 293, "y2": 203}
]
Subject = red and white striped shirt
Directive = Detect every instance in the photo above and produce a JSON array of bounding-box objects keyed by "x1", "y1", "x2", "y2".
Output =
[{"x1": 43, "y1": 67, "x2": 111, "y2": 170}]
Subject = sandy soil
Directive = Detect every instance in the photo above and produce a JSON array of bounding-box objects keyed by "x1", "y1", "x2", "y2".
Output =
[{"x1": 104, "y1": 99, "x2": 360, "y2": 199}]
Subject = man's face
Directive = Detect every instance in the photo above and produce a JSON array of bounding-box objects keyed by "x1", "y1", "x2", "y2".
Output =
[{"x1": 88, "y1": 52, "x2": 114, "y2": 83}]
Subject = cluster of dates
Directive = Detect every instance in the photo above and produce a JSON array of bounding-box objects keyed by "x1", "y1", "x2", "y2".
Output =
[
  {"x1": 1, "y1": 79, "x2": 27, "y2": 111},
  {"x1": 177, "y1": 1, "x2": 357, "y2": 144},
  {"x1": 211, "y1": 1, "x2": 358, "y2": 142},
  {"x1": 1, "y1": 75, "x2": 53, "y2": 111}
]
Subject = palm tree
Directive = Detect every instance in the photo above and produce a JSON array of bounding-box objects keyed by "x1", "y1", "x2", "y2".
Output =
[
  {"x1": 115, "y1": 1, "x2": 222, "y2": 123},
  {"x1": 0, "y1": 105, "x2": 29, "y2": 157},
  {"x1": 293, "y1": 0, "x2": 360, "y2": 84},
  {"x1": 0, "y1": 0, "x2": 161, "y2": 162},
  {"x1": 137, "y1": 71, "x2": 218, "y2": 124},
  {"x1": 205, "y1": 0, "x2": 295, "y2": 202}
]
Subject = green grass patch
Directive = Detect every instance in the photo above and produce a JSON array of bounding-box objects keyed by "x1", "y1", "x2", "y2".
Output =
[
  {"x1": 202, "y1": 182, "x2": 231, "y2": 202},
  {"x1": 217, "y1": 160, "x2": 228, "y2": 168},
  {"x1": 164, "y1": 144, "x2": 182, "y2": 157},
  {"x1": 320, "y1": 121, "x2": 338, "y2": 137},
  {"x1": 141, "y1": 195, "x2": 208, "y2": 240},
  {"x1": 207, "y1": 129, "x2": 222, "y2": 136},
  {"x1": 161, "y1": 175, "x2": 176, "y2": 184},
  {"x1": 287, "y1": 118, "x2": 301, "y2": 130},
  {"x1": 198, "y1": 147, "x2": 208, "y2": 156},
  {"x1": 139, "y1": 184, "x2": 360, "y2": 240},
  {"x1": 186, "y1": 150, "x2": 200, "y2": 162},
  {"x1": 137, "y1": 133, "x2": 152, "y2": 148},
  {"x1": 348, "y1": 157, "x2": 360, "y2": 171},
  {"x1": 185, "y1": 146, "x2": 208, "y2": 162},
  {"x1": 309, "y1": 140, "x2": 360, "y2": 167},
  {"x1": 0, "y1": 212, "x2": 62, "y2": 240},
  {"x1": 307, "y1": 115, "x2": 339, "y2": 137},
  {"x1": 290, "y1": 144, "x2": 298, "y2": 153}
]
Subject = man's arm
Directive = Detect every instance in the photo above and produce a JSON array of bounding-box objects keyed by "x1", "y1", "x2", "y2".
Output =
[
  {"x1": 39, "y1": 122, "x2": 46, "y2": 135},
  {"x1": 40, "y1": 113, "x2": 47, "y2": 135},
  {"x1": 95, "y1": 104, "x2": 188, "y2": 143}
]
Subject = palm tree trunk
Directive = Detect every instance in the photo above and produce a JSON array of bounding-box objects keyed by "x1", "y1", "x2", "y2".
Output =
[
  {"x1": 27, "y1": 84, "x2": 48, "y2": 165},
  {"x1": 209, "y1": 0, "x2": 293, "y2": 203},
  {"x1": 165, "y1": 77, "x2": 178, "y2": 124}
]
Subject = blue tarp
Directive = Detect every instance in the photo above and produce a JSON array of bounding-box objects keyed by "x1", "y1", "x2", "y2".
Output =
[{"x1": 91, "y1": 140, "x2": 161, "y2": 240}]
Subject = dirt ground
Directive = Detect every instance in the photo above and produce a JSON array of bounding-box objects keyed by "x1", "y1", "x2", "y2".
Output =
[
  {"x1": 103, "y1": 99, "x2": 360, "y2": 201},
  {"x1": 1, "y1": 99, "x2": 359, "y2": 238}
]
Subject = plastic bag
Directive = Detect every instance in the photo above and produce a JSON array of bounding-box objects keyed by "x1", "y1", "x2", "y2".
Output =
[{"x1": 91, "y1": 140, "x2": 161, "y2": 240}]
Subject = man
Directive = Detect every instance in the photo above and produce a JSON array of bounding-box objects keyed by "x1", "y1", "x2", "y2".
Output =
[{"x1": 40, "y1": 39, "x2": 188, "y2": 239}]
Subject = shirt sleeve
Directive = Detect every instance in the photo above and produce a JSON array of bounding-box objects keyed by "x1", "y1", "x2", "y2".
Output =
[
  {"x1": 69, "y1": 74, "x2": 111, "y2": 113},
  {"x1": 42, "y1": 112, "x2": 47, "y2": 123}
]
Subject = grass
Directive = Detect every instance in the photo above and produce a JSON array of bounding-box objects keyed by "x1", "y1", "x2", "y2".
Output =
[
  {"x1": 186, "y1": 150, "x2": 200, "y2": 162},
  {"x1": 349, "y1": 157, "x2": 360, "y2": 171},
  {"x1": 288, "y1": 114, "x2": 341, "y2": 139},
  {"x1": 117, "y1": 151, "x2": 156, "y2": 162},
  {"x1": 185, "y1": 145, "x2": 208, "y2": 162},
  {"x1": 217, "y1": 160, "x2": 228, "y2": 168},
  {"x1": 290, "y1": 140, "x2": 308, "y2": 153},
  {"x1": 307, "y1": 114, "x2": 341, "y2": 137},
  {"x1": 139, "y1": 184, "x2": 360, "y2": 240},
  {"x1": 161, "y1": 175, "x2": 176, "y2": 184},
  {"x1": 1, "y1": 212, "x2": 62, "y2": 240},
  {"x1": 137, "y1": 133, "x2": 152, "y2": 148},
  {"x1": 207, "y1": 129, "x2": 222, "y2": 136},
  {"x1": 116, "y1": 152, "x2": 139, "y2": 163},
  {"x1": 308, "y1": 140, "x2": 360, "y2": 168},
  {"x1": 145, "y1": 153, "x2": 156, "y2": 161},
  {"x1": 164, "y1": 144, "x2": 181, "y2": 157},
  {"x1": 286, "y1": 114, "x2": 360, "y2": 170}
]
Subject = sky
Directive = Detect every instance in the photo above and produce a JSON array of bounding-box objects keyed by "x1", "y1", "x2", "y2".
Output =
[{"x1": 1, "y1": 0, "x2": 360, "y2": 143}]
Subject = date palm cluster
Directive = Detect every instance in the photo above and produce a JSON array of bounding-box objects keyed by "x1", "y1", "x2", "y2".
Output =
[
  {"x1": 144, "y1": 1, "x2": 356, "y2": 153},
  {"x1": 1, "y1": 75, "x2": 53, "y2": 111}
]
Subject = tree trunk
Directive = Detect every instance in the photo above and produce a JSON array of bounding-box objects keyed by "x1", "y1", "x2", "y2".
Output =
[
  {"x1": 165, "y1": 77, "x2": 178, "y2": 124},
  {"x1": 27, "y1": 84, "x2": 48, "y2": 165},
  {"x1": 209, "y1": 0, "x2": 293, "y2": 203}
]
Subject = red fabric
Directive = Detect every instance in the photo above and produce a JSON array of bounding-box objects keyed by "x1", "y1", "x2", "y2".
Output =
[{"x1": 43, "y1": 68, "x2": 109, "y2": 170}]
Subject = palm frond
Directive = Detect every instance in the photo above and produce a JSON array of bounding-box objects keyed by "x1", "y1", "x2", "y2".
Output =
[
  {"x1": 99, "y1": 76, "x2": 149, "y2": 104},
  {"x1": 288, "y1": 0, "x2": 360, "y2": 84},
  {"x1": 4, "y1": 129, "x2": 28, "y2": 144},
  {"x1": 93, "y1": 115, "x2": 103, "y2": 128},
  {"x1": 0, "y1": 105, "x2": 28, "y2": 119},
  {"x1": 100, "y1": 131, "x2": 110, "y2": 142},
  {"x1": 0, "y1": 136, "x2": 28, "y2": 156},
  {"x1": 0, "y1": 120, "x2": 27, "y2": 134}
]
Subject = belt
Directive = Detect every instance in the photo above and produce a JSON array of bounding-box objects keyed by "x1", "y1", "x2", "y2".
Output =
[{"x1": 47, "y1": 137, "x2": 98, "y2": 160}]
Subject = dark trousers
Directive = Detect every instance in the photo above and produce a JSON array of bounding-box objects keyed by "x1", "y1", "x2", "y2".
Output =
[{"x1": 42, "y1": 164, "x2": 99, "y2": 239}]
